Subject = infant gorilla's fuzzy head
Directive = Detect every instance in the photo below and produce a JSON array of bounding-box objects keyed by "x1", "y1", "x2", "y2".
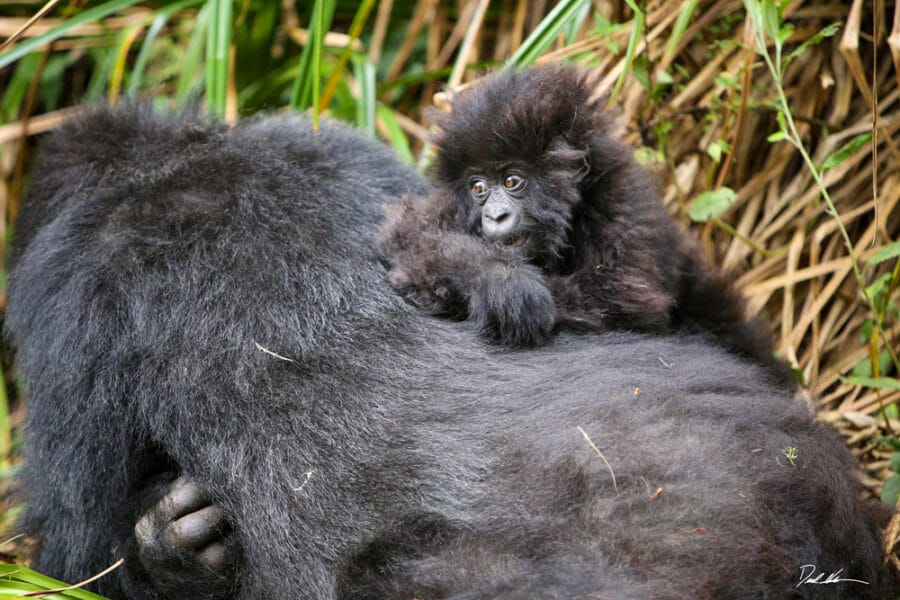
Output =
[{"x1": 430, "y1": 66, "x2": 612, "y2": 266}]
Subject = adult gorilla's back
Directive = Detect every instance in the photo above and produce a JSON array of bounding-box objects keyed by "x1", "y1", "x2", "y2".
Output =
[{"x1": 6, "y1": 106, "x2": 890, "y2": 599}]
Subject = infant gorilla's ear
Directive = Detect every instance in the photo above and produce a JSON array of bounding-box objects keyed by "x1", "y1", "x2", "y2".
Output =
[{"x1": 135, "y1": 477, "x2": 235, "y2": 598}]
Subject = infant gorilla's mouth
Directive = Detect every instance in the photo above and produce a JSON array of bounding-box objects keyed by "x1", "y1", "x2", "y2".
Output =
[{"x1": 502, "y1": 232, "x2": 530, "y2": 249}]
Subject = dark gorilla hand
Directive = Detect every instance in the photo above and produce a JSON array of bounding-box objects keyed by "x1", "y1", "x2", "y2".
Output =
[
  {"x1": 469, "y1": 261, "x2": 556, "y2": 346},
  {"x1": 135, "y1": 477, "x2": 235, "y2": 597}
]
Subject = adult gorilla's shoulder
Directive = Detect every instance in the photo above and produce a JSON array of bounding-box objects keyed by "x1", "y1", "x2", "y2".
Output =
[
  {"x1": 14, "y1": 105, "x2": 425, "y2": 258},
  {"x1": 6, "y1": 105, "x2": 893, "y2": 600}
]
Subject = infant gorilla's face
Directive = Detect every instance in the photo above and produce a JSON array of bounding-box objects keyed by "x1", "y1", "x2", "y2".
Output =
[{"x1": 466, "y1": 165, "x2": 543, "y2": 259}]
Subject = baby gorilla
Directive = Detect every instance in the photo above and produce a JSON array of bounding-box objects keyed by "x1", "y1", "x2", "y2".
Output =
[{"x1": 377, "y1": 66, "x2": 783, "y2": 377}]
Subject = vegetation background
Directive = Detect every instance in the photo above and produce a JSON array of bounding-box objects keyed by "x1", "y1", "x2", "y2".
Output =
[{"x1": 0, "y1": 0, "x2": 898, "y2": 594}]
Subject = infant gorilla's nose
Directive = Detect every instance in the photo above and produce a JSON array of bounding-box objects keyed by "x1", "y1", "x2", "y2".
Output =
[{"x1": 482, "y1": 206, "x2": 517, "y2": 240}]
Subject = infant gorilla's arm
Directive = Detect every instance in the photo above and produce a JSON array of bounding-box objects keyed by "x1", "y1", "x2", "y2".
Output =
[
  {"x1": 135, "y1": 477, "x2": 234, "y2": 597},
  {"x1": 378, "y1": 193, "x2": 556, "y2": 346}
]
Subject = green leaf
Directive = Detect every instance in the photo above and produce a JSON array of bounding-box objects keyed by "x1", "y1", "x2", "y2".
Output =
[
  {"x1": 662, "y1": 0, "x2": 699, "y2": 62},
  {"x1": 851, "y1": 351, "x2": 893, "y2": 379},
  {"x1": 687, "y1": 187, "x2": 738, "y2": 222},
  {"x1": 309, "y1": 0, "x2": 328, "y2": 128},
  {"x1": 785, "y1": 22, "x2": 841, "y2": 68},
  {"x1": 891, "y1": 451, "x2": 900, "y2": 473},
  {"x1": 128, "y1": 0, "x2": 204, "y2": 97},
  {"x1": 767, "y1": 130, "x2": 787, "y2": 143},
  {"x1": 888, "y1": 404, "x2": 900, "y2": 421},
  {"x1": 742, "y1": 0, "x2": 764, "y2": 38},
  {"x1": 0, "y1": 0, "x2": 144, "y2": 70},
  {"x1": 320, "y1": 0, "x2": 376, "y2": 114},
  {"x1": 781, "y1": 446, "x2": 798, "y2": 466},
  {"x1": 882, "y1": 473, "x2": 900, "y2": 506},
  {"x1": 877, "y1": 435, "x2": 900, "y2": 451},
  {"x1": 289, "y1": 0, "x2": 338, "y2": 112},
  {"x1": 83, "y1": 44, "x2": 119, "y2": 103},
  {"x1": 205, "y1": 0, "x2": 233, "y2": 117},
  {"x1": 631, "y1": 54, "x2": 651, "y2": 93},
  {"x1": 0, "y1": 564, "x2": 111, "y2": 599},
  {"x1": 867, "y1": 241, "x2": 900, "y2": 266},
  {"x1": 1, "y1": 54, "x2": 42, "y2": 119},
  {"x1": 840, "y1": 375, "x2": 900, "y2": 391},
  {"x1": 860, "y1": 318, "x2": 875, "y2": 341},
  {"x1": 128, "y1": 13, "x2": 169, "y2": 96},
  {"x1": 175, "y1": 3, "x2": 211, "y2": 107},
  {"x1": 714, "y1": 73, "x2": 735, "y2": 88},
  {"x1": 820, "y1": 132, "x2": 871, "y2": 173},
  {"x1": 777, "y1": 23, "x2": 794, "y2": 45},
  {"x1": 775, "y1": 109, "x2": 787, "y2": 128},
  {"x1": 706, "y1": 139, "x2": 730, "y2": 164},
  {"x1": 864, "y1": 272, "x2": 892, "y2": 310},
  {"x1": 608, "y1": 9, "x2": 644, "y2": 103},
  {"x1": 565, "y1": 2, "x2": 593, "y2": 45},
  {"x1": 352, "y1": 54, "x2": 376, "y2": 137},
  {"x1": 232, "y1": 1, "x2": 279, "y2": 91},
  {"x1": 761, "y1": 0, "x2": 783, "y2": 47},
  {"x1": 508, "y1": 0, "x2": 592, "y2": 67},
  {"x1": 592, "y1": 14, "x2": 626, "y2": 53},
  {"x1": 376, "y1": 105, "x2": 413, "y2": 164},
  {"x1": 38, "y1": 54, "x2": 76, "y2": 111},
  {"x1": 655, "y1": 68, "x2": 674, "y2": 87}
]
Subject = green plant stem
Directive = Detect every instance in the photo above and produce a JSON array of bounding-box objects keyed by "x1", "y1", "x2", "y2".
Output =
[
  {"x1": 871, "y1": 258, "x2": 900, "y2": 372},
  {"x1": 750, "y1": 20, "x2": 873, "y2": 315},
  {"x1": 713, "y1": 218, "x2": 783, "y2": 258},
  {"x1": 747, "y1": 1, "x2": 897, "y2": 429},
  {"x1": 320, "y1": 0, "x2": 375, "y2": 112}
]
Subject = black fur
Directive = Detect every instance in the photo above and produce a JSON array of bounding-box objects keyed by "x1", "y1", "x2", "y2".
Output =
[
  {"x1": 377, "y1": 66, "x2": 786, "y2": 381},
  {"x1": 6, "y1": 105, "x2": 891, "y2": 599}
]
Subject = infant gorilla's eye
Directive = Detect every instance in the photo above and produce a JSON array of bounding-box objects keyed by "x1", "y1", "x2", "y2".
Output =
[
  {"x1": 470, "y1": 179, "x2": 488, "y2": 197},
  {"x1": 504, "y1": 174, "x2": 524, "y2": 190}
]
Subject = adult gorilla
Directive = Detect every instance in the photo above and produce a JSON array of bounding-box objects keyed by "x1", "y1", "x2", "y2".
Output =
[{"x1": 6, "y1": 105, "x2": 892, "y2": 599}]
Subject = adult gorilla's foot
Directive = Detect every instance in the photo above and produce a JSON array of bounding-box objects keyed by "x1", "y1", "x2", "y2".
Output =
[{"x1": 135, "y1": 476, "x2": 235, "y2": 597}]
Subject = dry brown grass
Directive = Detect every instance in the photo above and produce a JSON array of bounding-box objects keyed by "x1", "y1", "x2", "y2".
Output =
[{"x1": 588, "y1": 0, "x2": 900, "y2": 486}]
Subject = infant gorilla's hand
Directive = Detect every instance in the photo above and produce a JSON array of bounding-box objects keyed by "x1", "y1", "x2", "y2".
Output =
[
  {"x1": 469, "y1": 262, "x2": 556, "y2": 346},
  {"x1": 135, "y1": 477, "x2": 235, "y2": 598},
  {"x1": 386, "y1": 267, "x2": 458, "y2": 316}
]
